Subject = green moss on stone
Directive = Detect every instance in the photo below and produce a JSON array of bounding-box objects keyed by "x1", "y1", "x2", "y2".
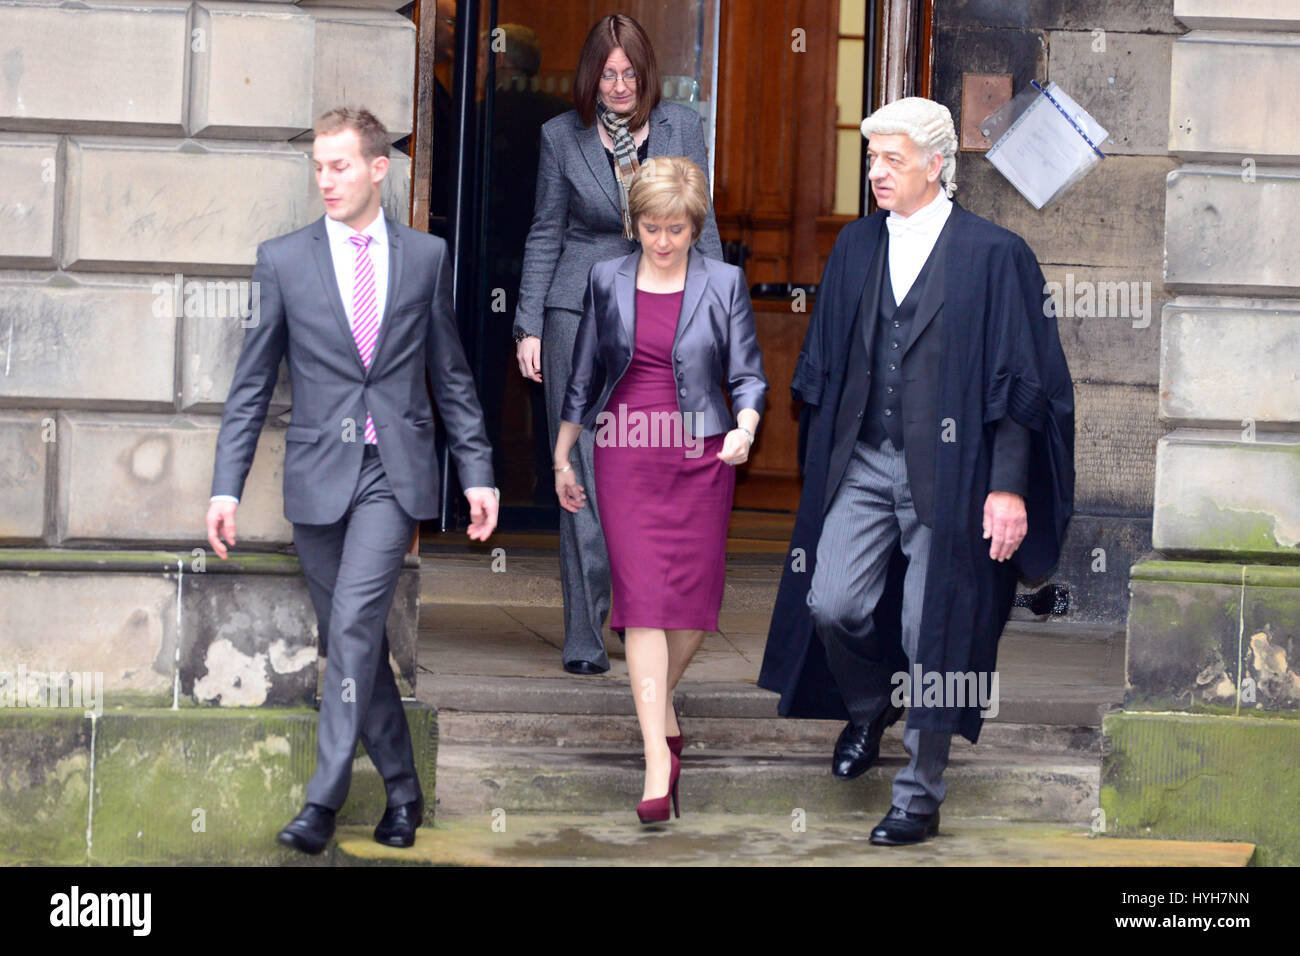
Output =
[{"x1": 1101, "y1": 712, "x2": 1300, "y2": 865}]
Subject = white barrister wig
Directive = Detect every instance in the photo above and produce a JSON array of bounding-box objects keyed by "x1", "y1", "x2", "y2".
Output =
[{"x1": 860, "y1": 97, "x2": 958, "y2": 197}]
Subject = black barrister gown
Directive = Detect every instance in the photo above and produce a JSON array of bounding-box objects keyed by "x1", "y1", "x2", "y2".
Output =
[{"x1": 758, "y1": 203, "x2": 1074, "y2": 744}]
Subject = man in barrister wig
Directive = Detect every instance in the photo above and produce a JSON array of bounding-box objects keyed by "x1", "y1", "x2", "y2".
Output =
[{"x1": 759, "y1": 97, "x2": 1073, "y2": 845}]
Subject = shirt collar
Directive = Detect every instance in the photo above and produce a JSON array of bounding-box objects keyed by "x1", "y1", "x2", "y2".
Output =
[
  {"x1": 885, "y1": 189, "x2": 951, "y2": 237},
  {"x1": 325, "y1": 206, "x2": 388, "y2": 250}
]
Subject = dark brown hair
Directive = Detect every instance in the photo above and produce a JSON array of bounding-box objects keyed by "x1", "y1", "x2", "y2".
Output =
[
  {"x1": 314, "y1": 107, "x2": 391, "y2": 162},
  {"x1": 572, "y1": 14, "x2": 661, "y2": 129}
]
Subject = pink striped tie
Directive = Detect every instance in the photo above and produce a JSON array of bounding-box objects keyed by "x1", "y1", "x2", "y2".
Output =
[{"x1": 349, "y1": 233, "x2": 380, "y2": 445}]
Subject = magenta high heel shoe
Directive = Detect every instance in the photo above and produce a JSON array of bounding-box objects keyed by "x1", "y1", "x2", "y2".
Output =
[{"x1": 636, "y1": 751, "x2": 681, "y2": 824}]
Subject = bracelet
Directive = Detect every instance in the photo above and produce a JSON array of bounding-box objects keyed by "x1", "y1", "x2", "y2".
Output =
[
  {"x1": 514, "y1": 329, "x2": 538, "y2": 343},
  {"x1": 737, "y1": 427, "x2": 755, "y2": 445},
  {"x1": 553, "y1": 463, "x2": 572, "y2": 473}
]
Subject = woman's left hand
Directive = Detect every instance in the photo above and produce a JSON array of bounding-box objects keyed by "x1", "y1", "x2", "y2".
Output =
[{"x1": 716, "y1": 429, "x2": 752, "y2": 467}]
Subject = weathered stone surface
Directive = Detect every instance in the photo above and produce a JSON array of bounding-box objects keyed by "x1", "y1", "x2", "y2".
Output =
[
  {"x1": 1153, "y1": 428, "x2": 1300, "y2": 557},
  {"x1": 310, "y1": 9, "x2": 416, "y2": 139},
  {"x1": 1102, "y1": 711, "x2": 1300, "y2": 865},
  {"x1": 0, "y1": 136, "x2": 59, "y2": 267},
  {"x1": 0, "y1": 571, "x2": 176, "y2": 704},
  {"x1": 85, "y1": 704, "x2": 436, "y2": 863},
  {"x1": 180, "y1": 571, "x2": 318, "y2": 707},
  {"x1": 1126, "y1": 565, "x2": 1243, "y2": 711},
  {"x1": 933, "y1": 22, "x2": 1047, "y2": 145},
  {"x1": 941, "y1": 0, "x2": 1183, "y2": 34},
  {"x1": 1242, "y1": 579, "x2": 1300, "y2": 712},
  {"x1": 1073, "y1": 383, "x2": 1163, "y2": 515},
  {"x1": 0, "y1": 712, "x2": 90, "y2": 865},
  {"x1": 180, "y1": 302, "x2": 292, "y2": 413},
  {"x1": 63, "y1": 137, "x2": 312, "y2": 273},
  {"x1": 1044, "y1": 265, "x2": 1164, "y2": 385},
  {"x1": 1049, "y1": 514, "x2": 1152, "y2": 624},
  {"x1": 57, "y1": 412, "x2": 294, "y2": 546},
  {"x1": 298, "y1": 0, "x2": 410, "y2": 9},
  {"x1": 1175, "y1": 0, "x2": 1300, "y2": 32},
  {"x1": 0, "y1": 412, "x2": 49, "y2": 542},
  {"x1": 1160, "y1": 297, "x2": 1300, "y2": 427},
  {"x1": 960, "y1": 156, "x2": 1174, "y2": 273},
  {"x1": 189, "y1": 2, "x2": 316, "y2": 139},
  {"x1": 0, "y1": 274, "x2": 175, "y2": 409},
  {"x1": 1165, "y1": 164, "x2": 1300, "y2": 294},
  {"x1": 389, "y1": 564, "x2": 419, "y2": 696},
  {"x1": 0, "y1": 0, "x2": 188, "y2": 134},
  {"x1": 1047, "y1": 31, "x2": 1172, "y2": 156},
  {"x1": 1171, "y1": 31, "x2": 1300, "y2": 161}
]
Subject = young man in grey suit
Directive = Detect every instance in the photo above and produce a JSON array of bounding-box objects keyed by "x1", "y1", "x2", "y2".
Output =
[{"x1": 206, "y1": 107, "x2": 498, "y2": 855}]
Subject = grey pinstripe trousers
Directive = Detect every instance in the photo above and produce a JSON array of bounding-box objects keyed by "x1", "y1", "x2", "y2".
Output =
[
  {"x1": 807, "y1": 437, "x2": 952, "y2": 813},
  {"x1": 543, "y1": 307, "x2": 612, "y2": 670}
]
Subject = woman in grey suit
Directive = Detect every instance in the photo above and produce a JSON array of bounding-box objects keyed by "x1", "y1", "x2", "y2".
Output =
[{"x1": 512, "y1": 13, "x2": 724, "y2": 674}]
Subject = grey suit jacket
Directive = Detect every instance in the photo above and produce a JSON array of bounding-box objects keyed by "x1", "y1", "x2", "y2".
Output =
[
  {"x1": 211, "y1": 215, "x2": 494, "y2": 525},
  {"x1": 513, "y1": 101, "x2": 725, "y2": 337},
  {"x1": 562, "y1": 247, "x2": 766, "y2": 438}
]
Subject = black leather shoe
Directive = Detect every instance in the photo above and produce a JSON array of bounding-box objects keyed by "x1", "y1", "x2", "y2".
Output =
[
  {"x1": 563, "y1": 660, "x2": 607, "y2": 675},
  {"x1": 869, "y1": 805, "x2": 940, "y2": 846},
  {"x1": 831, "y1": 705, "x2": 905, "y2": 779},
  {"x1": 276, "y1": 803, "x2": 336, "y2": 855},
  {"x1": 374, "y1": 797, "x2": 424, "y2": 848}
]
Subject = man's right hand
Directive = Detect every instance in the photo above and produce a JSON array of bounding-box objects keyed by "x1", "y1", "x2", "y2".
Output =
[
  {"x1": 515, "y1": 335, "x2": 542, "y2": 383},
  {"x1": 206, "y1": 500, "x2": 238, "y2": 559}
]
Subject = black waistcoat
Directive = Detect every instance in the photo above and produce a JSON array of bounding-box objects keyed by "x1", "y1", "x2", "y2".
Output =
[{"x1": 837, "y1": 232, "x2": 944, "y2": 454}]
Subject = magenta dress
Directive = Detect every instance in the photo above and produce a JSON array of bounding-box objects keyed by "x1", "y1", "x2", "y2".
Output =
[{"x1": 593, "y1": 289, "x2": 734, "y2": 631}]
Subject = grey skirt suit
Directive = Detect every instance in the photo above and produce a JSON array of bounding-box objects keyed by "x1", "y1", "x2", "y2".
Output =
[{"x1": 513, "y1": 100, "x2": 724, "y2": 669}]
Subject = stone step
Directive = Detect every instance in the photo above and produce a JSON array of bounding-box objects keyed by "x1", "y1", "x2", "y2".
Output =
[
  {"x1": 437, "y1": 711, "x2": 1102, "y2": 755},
  {"x1": 332, "y1": 814, "x2": 1255, "y2": 867},
  {"x1": 419, "y1": 673, "x2": 1122, "y2": 728},
  {"x1": 330, "y1": 816, "x2": 1253, "y2": 868},
  {"x1": 431, "y1": 743, "x2": 1101, "y2": 823}
]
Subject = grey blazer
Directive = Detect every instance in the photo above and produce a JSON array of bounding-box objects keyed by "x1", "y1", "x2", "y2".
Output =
[
  {"x1": 211, "y1": 215, "x2": 494, "y2": 525},
  {"x1": 513, "y1": 100, "x2": 725, "y2": 338},
  {"x1": 562, "y1": 247, "x2": 766, "y2": 438}
]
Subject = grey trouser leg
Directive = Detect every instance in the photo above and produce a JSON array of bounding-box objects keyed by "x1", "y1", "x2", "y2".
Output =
[
  {"x1": 295, "y1": 453, "x2": 421, "y2": 811},
  {"x1": 807, "y1": 438, "x2": 951, "y2": 813},
  {"x1": 542, "y1": 307, "x2": 611, "y2": 669}
]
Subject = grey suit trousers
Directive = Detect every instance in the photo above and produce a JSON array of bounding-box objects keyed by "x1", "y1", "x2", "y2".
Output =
[
  {"x1": 543, "y1": 307, "x2": 612, "y2": 669},
  {"x1": 295, "y1": 449, "x2": 420, "y2": 810},
  {"x1": 807, "y1": 438, "x2": 952, "y2": 814}
]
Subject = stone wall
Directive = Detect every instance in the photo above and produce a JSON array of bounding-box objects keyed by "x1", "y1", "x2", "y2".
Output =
[
  {"x1": 1099, "y1": 0, "x2": 1300, "y2": 865},
  {"x1": 0, "y1": 0, "x2": 418, "y2": 708},
  {"x1": 934, "y1": 0, "x2": 1184, "y2": 624}
]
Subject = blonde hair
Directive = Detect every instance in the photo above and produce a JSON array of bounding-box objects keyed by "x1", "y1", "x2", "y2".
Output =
[{"x1": 628, "y1": 156, "x2": 709, "y2": 241}]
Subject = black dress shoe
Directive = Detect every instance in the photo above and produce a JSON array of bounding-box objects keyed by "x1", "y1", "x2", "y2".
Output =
[
  {"x1": 831, "y1": 704, "x2": 905, "y2": 779},
  {"x1": 276, "y1": 803, "x2": 336, "y2": 855},
  {"x1": 563, "y1": 660, "x2": 607, "y2": 675},
  {"x1": 869, "y1": 805, "x2": 940, "y2": 846},
  {"x1": 374, "y1": 797, "x2": 424, "y2": 848}
]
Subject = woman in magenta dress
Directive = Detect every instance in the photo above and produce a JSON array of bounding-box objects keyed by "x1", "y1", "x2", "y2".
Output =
[{"x1": 554, "y1": 156, "x2": 767, "y2": 824}]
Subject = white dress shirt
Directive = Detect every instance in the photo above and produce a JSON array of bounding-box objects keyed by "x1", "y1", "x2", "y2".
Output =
[
  {"x1": 884, "y1": 189, "x2": 952, "y2": 305},
  {"x1": 326, "y1": 207, "x2": 390, "y2": 330}
]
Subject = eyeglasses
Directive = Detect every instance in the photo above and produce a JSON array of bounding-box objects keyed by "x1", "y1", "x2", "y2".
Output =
[{"x1": 599, "y1": 69, "x2": 637, "y2": 85}]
